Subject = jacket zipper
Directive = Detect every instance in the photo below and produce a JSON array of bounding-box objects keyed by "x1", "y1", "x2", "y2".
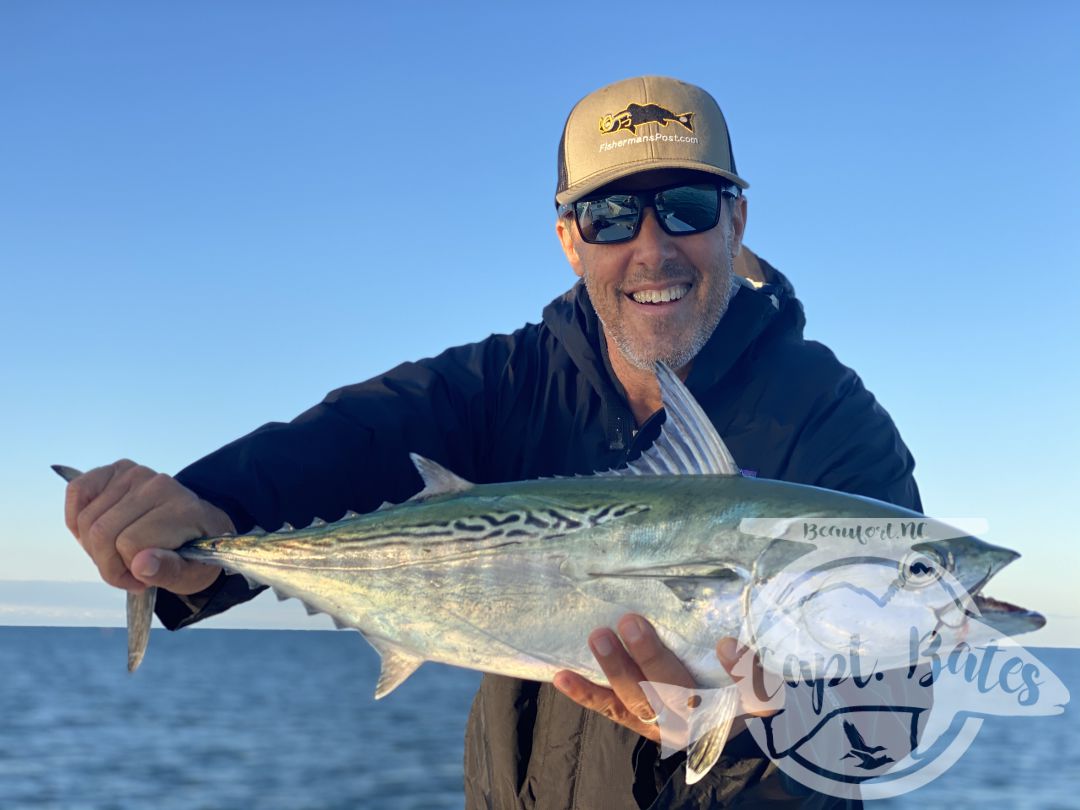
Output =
[{"x1": 569, "y1": 708, "x2": 593, "y2": 810}]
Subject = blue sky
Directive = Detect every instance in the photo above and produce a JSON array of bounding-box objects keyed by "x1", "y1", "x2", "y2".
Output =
[{"x1": 1, "y1": 2, "x2": 1077, "y2": 641}]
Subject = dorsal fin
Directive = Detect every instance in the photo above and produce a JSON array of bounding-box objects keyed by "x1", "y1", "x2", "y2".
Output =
[
  {"x1": 408, "y1": 453, "x2": 475, "y2": 500},
  {"x1": 600, "y1": 362, "x2": 739, "y2": 478}
]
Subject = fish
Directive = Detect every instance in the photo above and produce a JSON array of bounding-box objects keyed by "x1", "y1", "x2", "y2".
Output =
[
  {"x1": 599, "y1": 102, "x2": 695, "y2": 135},
  {"x1": 52, "y1": 363, "x2": 1046, "y2": 783}
]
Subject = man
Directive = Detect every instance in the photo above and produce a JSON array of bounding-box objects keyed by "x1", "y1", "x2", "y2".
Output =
[{"x1": 63, "y1": 76, "x2": 920, "y2": 807}]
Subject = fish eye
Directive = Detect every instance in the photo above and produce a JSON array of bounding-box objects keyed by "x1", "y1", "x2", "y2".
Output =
[{"x1": 899, "y1": 550, "x2": 944, "y2": 588}]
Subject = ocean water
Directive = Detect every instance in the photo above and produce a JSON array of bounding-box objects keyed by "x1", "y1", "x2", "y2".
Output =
[
  {"x1": 1, "y1": 628, "x2": 1076, "y2": 809},
  {"x1": 1, "y1": 628, "x2": 477, "y2": 810}
]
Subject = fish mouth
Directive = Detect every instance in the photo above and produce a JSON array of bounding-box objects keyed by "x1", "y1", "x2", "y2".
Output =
[
  {"x1": 971, "y1": 546, "x2": 1045, "y2": 635},
  {"x1": 970, "y1": 592, "x2": 1046, "y2": 635},
  {"x1": 626, "y1": 282, "x2": 692, "y2": 306},
  {"x1": 934, "y1": 564, "x2": 1046, "y2": 638}
]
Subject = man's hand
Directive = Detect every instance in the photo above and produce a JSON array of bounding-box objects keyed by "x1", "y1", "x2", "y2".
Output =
[
  {"x1": 63, "y1": 459, "x2": 232, "y2": 595},
  {"x1": 553, "y1": 614, "x2": 693, "y2": 742},
  {"x1": 552, "y1": 614, "x2": 779, "y2": 743}
]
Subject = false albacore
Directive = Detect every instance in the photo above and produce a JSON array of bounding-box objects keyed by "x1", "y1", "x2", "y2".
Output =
[{"x1": 52, "y1": 363, "x2": 1045, "y2": 783}]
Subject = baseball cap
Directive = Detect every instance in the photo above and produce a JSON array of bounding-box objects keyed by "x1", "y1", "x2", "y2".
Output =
[{"x1": 555, "y1": 76, "x2": 748, "y2": 207}]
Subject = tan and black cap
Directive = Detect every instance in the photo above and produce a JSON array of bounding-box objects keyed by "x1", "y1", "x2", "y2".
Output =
[{"x1": 555, "y1": 75, "x2": 748, "y2": 207}]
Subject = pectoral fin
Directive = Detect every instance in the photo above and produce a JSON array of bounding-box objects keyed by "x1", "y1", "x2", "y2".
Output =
[{"x1": 589, "y1": 562, "x2": 749, "y2": 605}]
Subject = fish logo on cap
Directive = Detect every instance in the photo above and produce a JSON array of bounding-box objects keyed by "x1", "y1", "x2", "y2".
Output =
[{"x1": 599, "y1": 102, "x2": 695, "y2": 135}]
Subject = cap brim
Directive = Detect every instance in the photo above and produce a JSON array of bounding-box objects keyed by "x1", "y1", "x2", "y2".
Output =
[{"x1": 556, "y1": 161, "x2": 749, "y2": 206}]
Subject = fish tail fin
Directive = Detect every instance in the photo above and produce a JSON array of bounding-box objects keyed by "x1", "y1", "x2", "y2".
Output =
[
  {"x1": 127, "y1": 588, "x2": 157, "y2": 672},
  {"x1": 53, "y1": 465, "x2": 157, "y2": 673},
  {"x1": 51, "y1": 464, "x2": 84, "y2": 482}
]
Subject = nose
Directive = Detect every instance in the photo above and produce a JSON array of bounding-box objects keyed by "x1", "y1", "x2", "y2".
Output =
[{"x1": 632, "y1": 206, "x2": 678, "y2": 266}]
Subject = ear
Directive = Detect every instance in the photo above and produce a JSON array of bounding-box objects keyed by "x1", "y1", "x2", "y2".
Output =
[
  {"x1": 729, "y1": 195, "x2": 748, "y2": 259},
  {"x1": 556, "y1": 216, "x2": 585, "y2": 279}
]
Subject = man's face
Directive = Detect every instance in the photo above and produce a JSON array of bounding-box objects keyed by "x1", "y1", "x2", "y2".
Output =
[{"x1": 556, "y1": 170, "x2": 747, "y2": 372}]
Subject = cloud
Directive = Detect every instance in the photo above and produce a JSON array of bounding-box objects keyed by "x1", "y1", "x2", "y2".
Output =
[{"x1": 0, "y1": 580, "x2": 335, "y2": 630}]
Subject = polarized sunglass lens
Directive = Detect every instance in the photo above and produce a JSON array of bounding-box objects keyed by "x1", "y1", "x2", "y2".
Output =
[
  {"x1": 577, "y1": 195, "x2": 640, "y2": 243},
  {"x1": 655, "y1": 185, "x2": 719, "y2": 233}
]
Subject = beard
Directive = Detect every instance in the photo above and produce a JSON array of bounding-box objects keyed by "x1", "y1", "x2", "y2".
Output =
[{"x1": 583, "y1": 251, "x2": 739, "y2": 372}]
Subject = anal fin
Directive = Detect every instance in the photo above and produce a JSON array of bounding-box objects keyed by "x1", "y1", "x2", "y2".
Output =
[
  {"x1": 639, "y1": 681, "x2": 740, "y2": 784},
  {"x1": 686, "y1": 704, "x2": 737, "y2": 784},
  {"x1": 368, "y1": 637, "x2": 425, "y2": 699}
]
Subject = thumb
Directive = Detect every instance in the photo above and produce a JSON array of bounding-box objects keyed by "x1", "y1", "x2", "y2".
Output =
[
  {"x1": 131, "y1": 548, "x2": 220, "y2": 595},
  {"x1": 716, "y1": 637, "x2": 785, "y2": 716},
  {"x1": 717, "y1": 637, "x2": 742, "y2": 674}
]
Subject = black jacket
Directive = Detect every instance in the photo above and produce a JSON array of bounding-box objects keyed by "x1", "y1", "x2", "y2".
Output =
[{"x1": 161, "y1": 262, "x2": 920, "y2": 808}]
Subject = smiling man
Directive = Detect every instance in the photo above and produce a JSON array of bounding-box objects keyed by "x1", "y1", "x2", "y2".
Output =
[
  {"x1": 557, "y1": 170, "x2": 744, "y2": 423},
  {"x1": 62, "y1": 76, "x2": 920, "y2": 808},
  {"x1": 553, "y1": 78, "x2": 752, "y2": 440}
]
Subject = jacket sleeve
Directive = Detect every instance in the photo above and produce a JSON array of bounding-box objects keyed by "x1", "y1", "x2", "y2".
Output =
[{"x1": 156, "y1": 333, "x2": 518, "y2": 630}]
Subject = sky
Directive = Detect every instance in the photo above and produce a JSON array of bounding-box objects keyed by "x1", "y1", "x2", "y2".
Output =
[{"x1": 0, "y1": 2, "x2": 1077, "y2": 641}]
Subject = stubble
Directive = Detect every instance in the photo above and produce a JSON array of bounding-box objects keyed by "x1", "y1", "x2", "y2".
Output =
[{"x1": 584, "y1": 251, "x2": 739, "y2": 372}]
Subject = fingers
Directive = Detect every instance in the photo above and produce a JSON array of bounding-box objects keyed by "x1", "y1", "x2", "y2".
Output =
[
  {"x1": 553, "y1": 668, "x2": 662, "y2": 742},
  {"x1": 130, "y1": 548, "x2": 220, "y2": 595},
  {"x1": 64, "y1": 459, "x2": 234, "y2": 595},
  {"x1": 117, "y1": 499, "x2": 223, "y2": 594},
  {"x1": 552, "y1": 671, "x2": 623, "y2": 721},
  {"x1": 112, "y1": 492, "x2": 232, "y2": 593},
  {"x1": 65, "y1": 459, "x2": 139, "y2": 540},
  {"x1": 81, "y1": 472, "x2": 170, "y2": 582},
  {"x1": 591, "y1": 626, "x2": 660, "y2": 728},
  {"x1": 66, "y1": 461, "x2": 152, "y2": 590},
  {"x1": 615, "y1": 615, "x2": 696, "y2": 690},
  {"x1": 555, "y1": 622, "x2": 785, "y2": 748},
  {"x1": 596, "y1": 616, "x2": 696, "y2": 723},
  {"x1": 74, "y1": 463, "x2": 158, "y2": 554},
  {"x1": 554, "y1": 614, "x2": 697, "y2": 741}
]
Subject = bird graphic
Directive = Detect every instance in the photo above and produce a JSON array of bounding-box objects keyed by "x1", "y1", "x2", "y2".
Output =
[{"x1": 839, "y1": 719, "x2": 895, "y2": 770}]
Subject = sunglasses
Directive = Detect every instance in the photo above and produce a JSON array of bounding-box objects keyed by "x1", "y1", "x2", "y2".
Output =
[{"x1": 558, "y1": 182, "x2": 740, "y2": 245}]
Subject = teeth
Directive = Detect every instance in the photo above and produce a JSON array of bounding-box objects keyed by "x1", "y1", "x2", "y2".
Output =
[{"x1": 631, "y1": 284, "x2": 690, "y2": 304}]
